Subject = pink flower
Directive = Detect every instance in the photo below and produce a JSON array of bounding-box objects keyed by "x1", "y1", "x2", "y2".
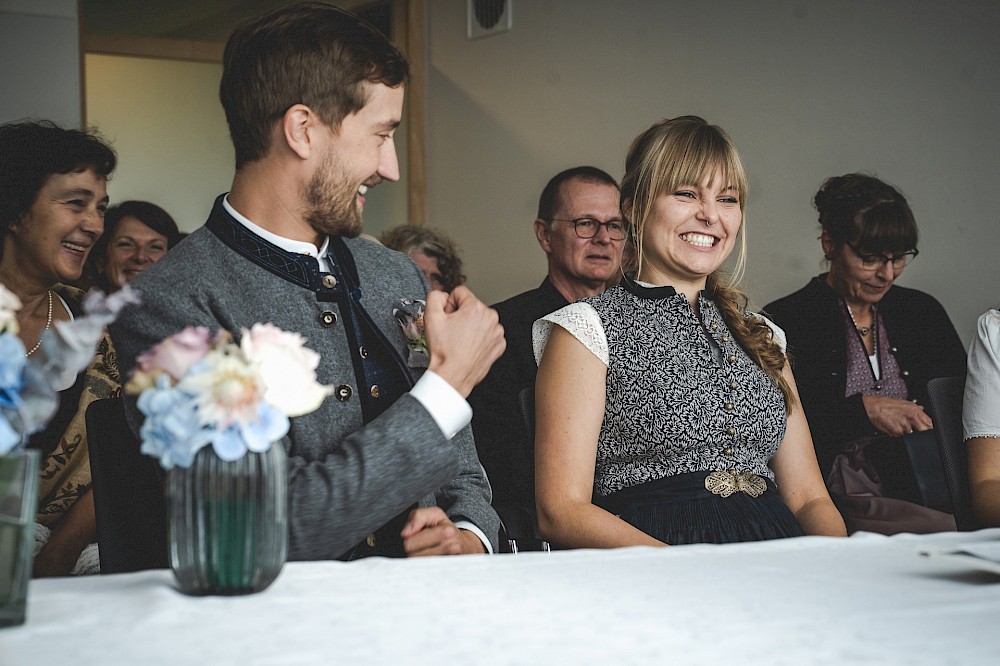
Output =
[
  {"x1": 136, "y1": 326, "x2": 212, "y2": 382},
  {"x1": 240, "y1": 323, "x2": 332, "y2": 417}
]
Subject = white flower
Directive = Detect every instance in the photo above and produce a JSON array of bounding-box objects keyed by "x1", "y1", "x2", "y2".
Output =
[
  {"x1": 179, "y1": 350, "x2": 267, "y2": 428},
  {"x1": 0, "y1": 284, "x2": 22, "y2": 335},
  {"x1": 40, "y1": 285, "x2": 140, "y2": 389},
  {"x1": 240, "y1": 323, "x2": 332, "y2": 417}
]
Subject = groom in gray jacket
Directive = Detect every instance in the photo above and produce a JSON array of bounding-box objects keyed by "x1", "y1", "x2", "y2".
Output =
[{"x1": 112, "y1": 2, "x2": 505, "y2": 560}]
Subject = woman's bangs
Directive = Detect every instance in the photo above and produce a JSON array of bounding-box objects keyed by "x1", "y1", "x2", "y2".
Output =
[{"x1": 855, "y1": 202, "x2": 917, "y2": 255}]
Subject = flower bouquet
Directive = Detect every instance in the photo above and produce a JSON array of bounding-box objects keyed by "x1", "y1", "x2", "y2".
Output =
[
  {"x1": 128, "y1": 323, "x2": 331, "y2": 595},
  {"x1": 1, "y1": 284, "x2": 134, "y2": 627}
]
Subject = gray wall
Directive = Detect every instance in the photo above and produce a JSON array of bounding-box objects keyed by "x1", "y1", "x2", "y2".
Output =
[
  {"x1": 1, "y1": 1, "x2": 997, "y2": 346},
  {"x1": 426, "y1": 0, "x2": 1000, "y2": 346},
  {"x1": 0, "y1": 0, "x2": 81, "y2": 127}
]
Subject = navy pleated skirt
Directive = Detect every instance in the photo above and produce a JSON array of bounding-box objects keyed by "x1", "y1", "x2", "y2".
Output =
[{"x1": 599, "y1": 471, "x2": 805, "y2": 545}]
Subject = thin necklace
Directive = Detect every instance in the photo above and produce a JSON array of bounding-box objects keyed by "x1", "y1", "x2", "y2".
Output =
[
  {"x1": 844, "y1": 300, "x2": 882, "y2": 391},
  {"x1": 845, "y1": 301, "x2": 875, "y2": 337},
  {"x1": 25, "y1": 290, "x2": 53, "y2": 358}
]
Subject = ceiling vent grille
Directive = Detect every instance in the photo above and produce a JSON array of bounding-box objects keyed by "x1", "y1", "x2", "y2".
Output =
[{"x1": 467, "y1": 0, "x2": 512, "y2": 40}]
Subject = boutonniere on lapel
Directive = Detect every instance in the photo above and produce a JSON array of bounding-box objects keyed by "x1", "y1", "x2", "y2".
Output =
[{"x1": 392, "y1": 298, "x2": 428, "y2": 368}]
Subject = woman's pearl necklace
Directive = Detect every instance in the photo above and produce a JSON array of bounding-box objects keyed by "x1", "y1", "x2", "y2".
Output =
[{"x1": 24, "y1": 290, "x2": 53, "y2": 357}]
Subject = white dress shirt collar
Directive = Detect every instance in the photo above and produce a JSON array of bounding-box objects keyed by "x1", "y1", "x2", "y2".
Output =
[{"x1": 223, "y1": 195, "x2": 331, "y2": 270}]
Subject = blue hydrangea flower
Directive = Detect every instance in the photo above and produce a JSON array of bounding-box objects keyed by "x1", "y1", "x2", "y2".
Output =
[
  {"x1": 209, "y1": 402, "x2": 288, "y2": 462},
  {"x1": 0, "y1": 410, "x2": 21, "y2": 454},
  {"x1": 138, "y1": 370, "x2": 289, "y2": 468},
  {"x1": 0, "y1": 334, "x2": 27, "y2": 410},
  {"x1": 137, "y1": 374, "x2": 211, "y2": 469}
]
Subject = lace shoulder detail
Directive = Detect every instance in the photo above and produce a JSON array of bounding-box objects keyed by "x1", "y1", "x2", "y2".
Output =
[
  {"x1": 532, "y1": 302, "x2": 609, "y2": 366},
  {"x1": 752, "y1": 312, "x2": 787, "y2": 354}
]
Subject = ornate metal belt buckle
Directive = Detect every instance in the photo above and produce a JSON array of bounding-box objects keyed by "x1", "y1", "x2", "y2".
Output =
[{"x1": 705, "y1": 470, "x2": 766, "y2": 498}]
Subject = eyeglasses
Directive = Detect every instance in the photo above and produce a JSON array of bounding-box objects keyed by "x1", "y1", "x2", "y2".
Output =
[
  {"x1": 549, "y1": 217, "x2": 628, "y2": 241},
  {"x1": 846, "y1": 242, "x2": 919, "y2": 270}
]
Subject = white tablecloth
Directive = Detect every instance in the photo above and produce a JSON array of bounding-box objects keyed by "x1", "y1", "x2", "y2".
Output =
[{"x1": 2, "y1": 529, "x2": 999, "y2": 665}]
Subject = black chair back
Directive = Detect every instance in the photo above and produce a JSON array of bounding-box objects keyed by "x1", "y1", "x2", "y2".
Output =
[
  {"x1": 495, "y1": 385, "x2": 549, "y2": 553},
  {"x1": 86, "y1": 397, "x2": 169, "y2": 572},
  {"x1": 902, "y1": 429, "x2": 953, "y2": 514},
  {"x1": 924, "y1": 376, "x2": 978, "y2": 531}
]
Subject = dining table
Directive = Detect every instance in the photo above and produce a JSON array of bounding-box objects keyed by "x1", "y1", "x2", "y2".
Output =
[{"x1": 2, "y1": 528, "x2": 999, "y2": 665}]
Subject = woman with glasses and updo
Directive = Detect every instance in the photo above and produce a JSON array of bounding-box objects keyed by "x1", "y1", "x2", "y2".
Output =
[
  {"x1": 532, "y1": 116, "x2": 846, "y2": 548},
  {"x1": 765, "y1": 173, "x2": 966, "y2": 535}
]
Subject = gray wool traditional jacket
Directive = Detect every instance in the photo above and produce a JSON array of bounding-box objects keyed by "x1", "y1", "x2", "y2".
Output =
[{"x1": 111, "y1": 196, "x2": 498, "y2": 559}]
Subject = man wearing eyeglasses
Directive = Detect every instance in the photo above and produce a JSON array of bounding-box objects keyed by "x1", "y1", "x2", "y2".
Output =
[{"x1": 469, "y1": 167, "x2": 625, "y2": 542}]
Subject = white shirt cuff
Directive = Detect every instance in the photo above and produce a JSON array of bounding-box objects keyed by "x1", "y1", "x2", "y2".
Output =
[
  {"x1": 456, "y1": 521, "x2": 494, "y2": 554},
  {"x1": 409, "y1": 370, "x2": 472, "y2": 440}
]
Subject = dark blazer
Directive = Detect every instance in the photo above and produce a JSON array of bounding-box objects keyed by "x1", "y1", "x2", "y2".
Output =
[
  {"x1": 112, "y1": 196, "x2": 498, "y2": 559},
  {"x1": 469, "y1": 277, "x2": 568, "y2": 508},
  {"x1": 764, "y1": 275, "x2": 967, "y2": 476}
]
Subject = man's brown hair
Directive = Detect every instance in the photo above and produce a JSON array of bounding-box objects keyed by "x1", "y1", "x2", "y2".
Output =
[{"x1": 220, "y1": 1, "x2": 409, "y2": 168}]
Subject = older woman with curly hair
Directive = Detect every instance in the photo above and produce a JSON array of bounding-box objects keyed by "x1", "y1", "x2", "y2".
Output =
[
  {"x1": 0, "y1": 120, "x2": 118, "y2": 575},
  {"x1": 380, "y1": 224, "x2": 466, "y2": 292}
]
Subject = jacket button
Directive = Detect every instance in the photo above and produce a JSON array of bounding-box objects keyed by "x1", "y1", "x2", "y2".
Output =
[
  {"x1": 724, "y1": 402, "x2": 734, "y2": 412},
  {"x1": 322, "y1": 275, "x2": 338, "y2": 289},
  {"x1": 370, "y1": 385, "x2": 380, "y2": 398},
  {"x1": 320, "y1": 310, "x2": 338, "y2": 327},
  {"x1": 359, "y1": 346, "x2": 368, "y2": 358},
  {"x1": 901, "y1": 370, "x2": 910, "y2": 377},
  {"x1": 726, "y1": 426, "x2": 736, "y2": 437},
  {"x1": 729, "y1": 381, "x2": 739, "y2": 390},
  {"x1": 727, "y1": 354, "x2": 737, "y2": 364},
  {"x1": 722, "y1": 335, "x2": 730, "y2": 343},
  {"x1": 336, "y1": 384, "x2": 353, "y2": 401},
  {"x1": 890, "y1": 346, "x2": 898, "y2": 353},
  {"x1": 710, "y1": 322, "x2": 719, "y2": 331},
  {"x1": 366, "y1": 533, "x2": 376, "y2": 548},
  {"x1": 723, "y1": 447, "x2": 734, "y2": 456}
]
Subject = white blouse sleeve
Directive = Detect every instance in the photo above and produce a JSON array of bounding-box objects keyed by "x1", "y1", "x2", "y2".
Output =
[
  {"x1": 753, "y1": 313, "x2": 787, "y2": 354},
  {"x1": 532, "y1": 302, "x2": 609, "y2": 367},
  {"x1": 963, "y1": 308, "x2": 1000, "y2": 440}
]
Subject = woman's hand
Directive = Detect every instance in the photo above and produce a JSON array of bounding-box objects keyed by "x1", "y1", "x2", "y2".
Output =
[
  {"x1": 861, "y1": 395, "x2": 933, "y2": 437},
  {"x1": 33, "y1": 489, "x2": 96, "y2": 577}
]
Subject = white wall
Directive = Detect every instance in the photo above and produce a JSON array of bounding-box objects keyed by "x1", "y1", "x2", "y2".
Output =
[
  {"x1": 0, "y1": 0, "x2": 80, "y2": 126},
  {"x1": 84, "y1": 54, "x2": 233, "y2": 232},
  {"x1": 426, "y1": 0, "x2": 1000, "y2": 346},
  {"x1": 83, "y1": 53, "x2": 409, "y2": 237}
]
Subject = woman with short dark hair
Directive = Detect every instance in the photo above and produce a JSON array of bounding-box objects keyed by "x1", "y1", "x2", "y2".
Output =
[
  {"x1": 85, "y1": 200, "x2": 181, "y2": 292},
  {"x1": 765, "y1": 173, "x2": 966, "y2": 534}
]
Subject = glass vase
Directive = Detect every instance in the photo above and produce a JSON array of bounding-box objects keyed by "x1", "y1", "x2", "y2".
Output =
[
  {"x1": 0, "y1": 449, "x2": 40, "y2": 628},
  {"x1": 167, "y1": 441, "x2": 288, "y2": 595}
]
